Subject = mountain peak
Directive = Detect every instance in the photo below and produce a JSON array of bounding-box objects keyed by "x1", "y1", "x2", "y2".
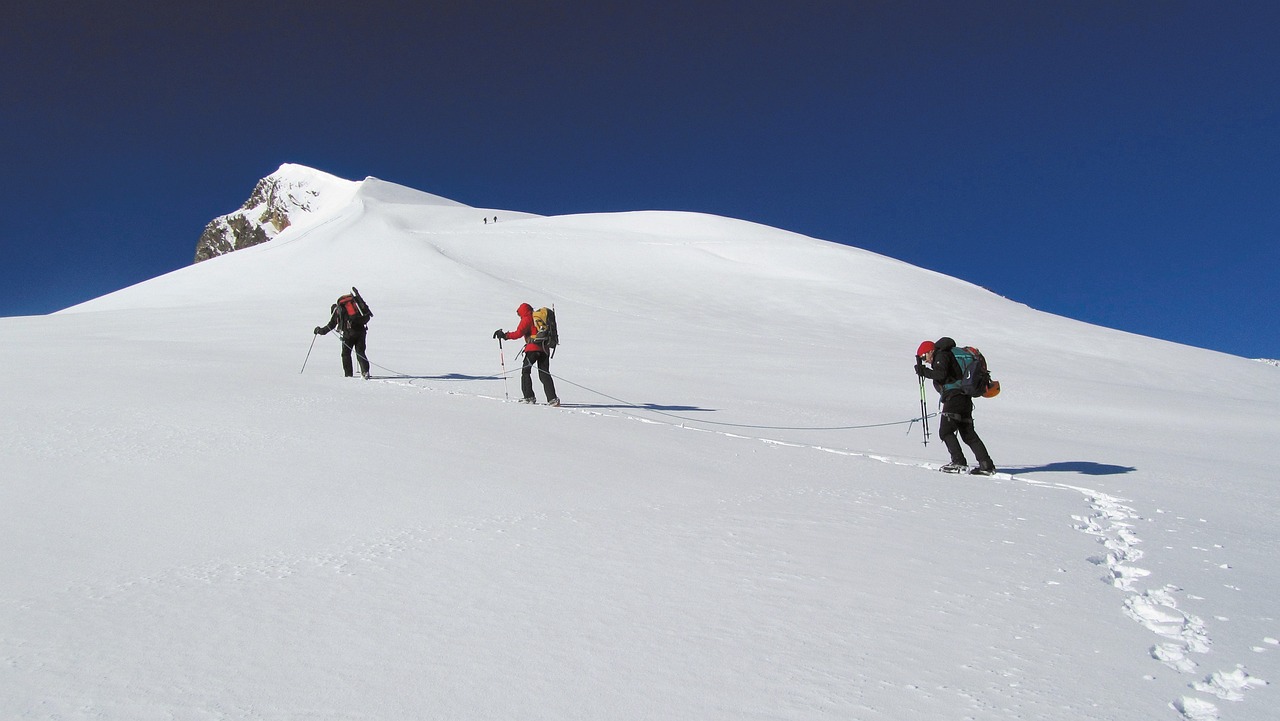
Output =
[
  {"x1": 193, "y1": 164, "x2": 360, "y2": 263},
  {"x1": 193, "y1": 165, "x2": 473, "y2": 263}
]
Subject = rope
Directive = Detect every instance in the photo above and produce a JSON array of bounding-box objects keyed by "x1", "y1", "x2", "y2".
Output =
[
  {"x1": 544, "y1": 368, "x2": 932, "y2": 431},
  {"x1": 317, "y1": 334, "x2": 934, "y2": 434},
  {"x1": 320, "y1": 332, "x2": 419, "y2": 378}
]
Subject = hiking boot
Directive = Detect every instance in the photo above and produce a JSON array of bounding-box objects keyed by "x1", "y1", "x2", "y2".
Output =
[
  {"x1": 971, "y1": 461, "x2": 997, "y2": 476},
  {"x1": 940, "y1": 463, "x2": 969, "y2": 474},
  {"x1": 548, "y1": 398, "x2": 560, "y2": 407},
  {"x1": 520, "y1": 397, "x2": 537, "y2": 404}
]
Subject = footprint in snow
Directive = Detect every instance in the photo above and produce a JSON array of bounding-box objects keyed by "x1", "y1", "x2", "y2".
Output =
[{"x1": 1192, "y1": 667, "x2": 1268, "y2": 701}]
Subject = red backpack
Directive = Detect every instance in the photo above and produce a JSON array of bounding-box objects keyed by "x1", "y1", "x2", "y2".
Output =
[{"x1": 335, "y1": 291, "x2": 372, "y2": 331}]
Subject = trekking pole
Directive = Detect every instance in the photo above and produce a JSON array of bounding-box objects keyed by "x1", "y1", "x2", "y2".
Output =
[
  {"x1": 300, "y1": 333, "x2": 318, "y2": 374},
  {"x1": 497, "y1": 337, "x2": 509, "y2": 401},
  {"x1": 917, "y1": 375, "x2": 931, "y2": 446}
]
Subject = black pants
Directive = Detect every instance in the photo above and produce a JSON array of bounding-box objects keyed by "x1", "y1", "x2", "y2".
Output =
[
  {"x1": 939, "y1": 394, "x2": 992, "y2": 467},
  {"x1": 521, "y1": 350, "x2": 557, "y2": 402},
  {"x1": 340, "y1": 328, "x2": 370, "y2": 377}
]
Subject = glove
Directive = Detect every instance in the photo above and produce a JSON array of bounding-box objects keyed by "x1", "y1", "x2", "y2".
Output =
[
  {"x1": 914, "y1": 363, "x2": 927, "y2": 377},
  {"x1": 493, "y1": 329, "x2": 505, "y2": 339},
  {"x1": 314, "y1": 326, "x2": 324, "y2": 335}
]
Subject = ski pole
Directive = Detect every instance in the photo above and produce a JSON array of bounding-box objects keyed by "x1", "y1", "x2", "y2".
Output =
[
  {"x1": 301, "y1": 333, "x2": 318, "y2": 374},
  {"x1": 497, "y1": 337, "x2": 509, "y2": 401},
  {"x1": 917, "y1": 374, "x2": 931, "y2": 446}
]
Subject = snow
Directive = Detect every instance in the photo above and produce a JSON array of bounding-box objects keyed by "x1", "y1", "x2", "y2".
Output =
[{"x1": 3, "y1": 170, "x2": 1277, "y2": 720}]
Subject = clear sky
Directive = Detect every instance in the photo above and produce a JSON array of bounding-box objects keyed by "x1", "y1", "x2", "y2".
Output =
[{"x1": 3, "y1": 1, "x2": 1277, "y2": 358}]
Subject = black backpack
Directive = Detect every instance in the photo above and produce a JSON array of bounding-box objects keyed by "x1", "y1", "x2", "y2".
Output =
[{"x1": 948, "y1": 346, "x2": 999, "y2": 398}]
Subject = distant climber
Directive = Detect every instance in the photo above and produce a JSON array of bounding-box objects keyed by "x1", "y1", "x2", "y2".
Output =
[
  {"x1": 493, "y1": 303, "x2": 559, "y2": 405},
  {"x1": 314, "y1": 288, "x2": 373, "y2": 379},
  {"x1": 915, "y1": 337, "x2": 996, "y2": 475}
]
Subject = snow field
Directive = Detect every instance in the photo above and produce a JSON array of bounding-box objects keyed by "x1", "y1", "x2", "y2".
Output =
[{"x1": 3, "y1": 168, "x2": 1277, "y2": 719}]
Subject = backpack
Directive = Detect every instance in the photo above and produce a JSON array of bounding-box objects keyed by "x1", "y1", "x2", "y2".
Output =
[
  {"x1": 335, "y1": 292, "x2": 372, "y2": 332},
  {"x1": 531, "y1": 306, "x2": 558, "y2": 356},
  {"x1": 948, "y1": 346, "x2": 1000, "y2": 398}
]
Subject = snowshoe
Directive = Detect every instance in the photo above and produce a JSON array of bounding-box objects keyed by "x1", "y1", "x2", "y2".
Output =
[{"x1": 940, "y1": 463, "x2": 969, "y2": 474}]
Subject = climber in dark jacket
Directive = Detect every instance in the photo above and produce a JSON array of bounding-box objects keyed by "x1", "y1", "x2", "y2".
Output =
[
  {"x1": 916, "y1": 336, "x2": 995, "y2": 475},
  {"x1": 493, "y1": 302, "x2": 558, "y2": 405},
  {"x1": 314, "y1": 292, "x2": 372, "y2": 379}
]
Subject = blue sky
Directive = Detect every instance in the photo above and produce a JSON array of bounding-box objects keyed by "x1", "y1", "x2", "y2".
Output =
[{"x1": 3, "y1": 1, "x2": 1277, "y2": 358}]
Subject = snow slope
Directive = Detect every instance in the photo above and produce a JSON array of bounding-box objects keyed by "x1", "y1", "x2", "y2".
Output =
[{"x1": 3, "y1": 170, "x2": 1277, "y2": 720}]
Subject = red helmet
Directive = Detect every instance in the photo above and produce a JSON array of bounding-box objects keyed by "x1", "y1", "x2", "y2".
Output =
[{"x1": 916, "y1": 340, "x2": 935, "y2": 357}]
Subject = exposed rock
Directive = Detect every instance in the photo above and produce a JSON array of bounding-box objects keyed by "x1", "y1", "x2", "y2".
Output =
[{"x1": 193, "y1": 165, "x2": 346, "y2": 263}]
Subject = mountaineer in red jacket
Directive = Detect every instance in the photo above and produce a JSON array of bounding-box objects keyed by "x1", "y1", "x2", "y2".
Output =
[{"x1": 493, "y1": 303, "x2": 559, "y2": 406}]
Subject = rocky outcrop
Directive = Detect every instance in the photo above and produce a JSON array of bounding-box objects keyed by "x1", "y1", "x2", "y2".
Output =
[
  {"x1": 193, "y1": 165, "x2": 350, "y2": 263},
  {"x1": 194, "y1": 214, "x2": 270, "y2": 263}
]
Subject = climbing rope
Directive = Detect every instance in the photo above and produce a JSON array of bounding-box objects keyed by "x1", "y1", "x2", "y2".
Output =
[{"x1": 319, "y1": 335, "x2": 932, "y2": 435}]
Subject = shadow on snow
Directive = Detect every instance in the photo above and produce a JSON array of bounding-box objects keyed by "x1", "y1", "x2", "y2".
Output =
[
  {"x1": 370, "y1": 373, "x2": 501, "y2": 381},
  {"x1": 369, "y1": 375, "x2": 714, "y2": 413},
  {"x1": 1003, "y1": 461, "x2": 1137, "y2": 476},
  {"x1": 558, "y1": 403, "x2": 715, "y2": 412}
]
